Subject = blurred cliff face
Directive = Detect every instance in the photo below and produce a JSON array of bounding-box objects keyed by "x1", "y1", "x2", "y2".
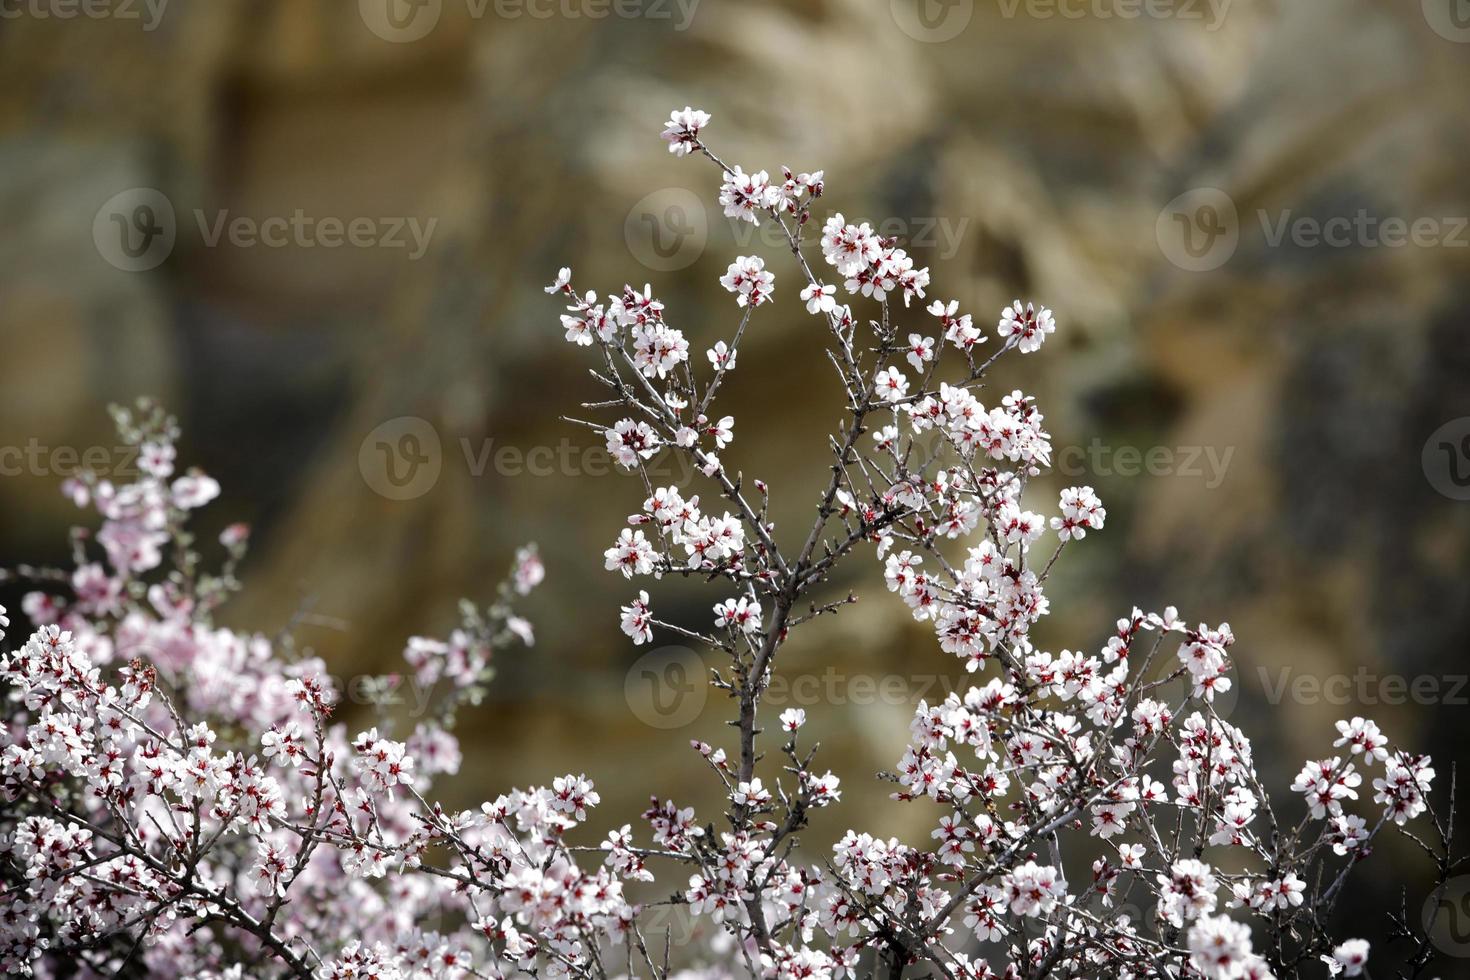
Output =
[{"x1": 2, "y1": 0, "x2": 1469, "y2": 941}]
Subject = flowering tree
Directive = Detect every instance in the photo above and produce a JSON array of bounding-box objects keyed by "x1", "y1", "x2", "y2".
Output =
[
  {"x1": 0, "y1": 112, "x2": 1459, "y2": 979},
  {"x1": 0, "y1": 403, "x2": 547, "y2": 977}
]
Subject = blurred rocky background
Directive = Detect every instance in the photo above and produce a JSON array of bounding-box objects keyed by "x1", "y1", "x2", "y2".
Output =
[{"x1": 2, "y1": 0, "x2": 1470, "y2": 970}]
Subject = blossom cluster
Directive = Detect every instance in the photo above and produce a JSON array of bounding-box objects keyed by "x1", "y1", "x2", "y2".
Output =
[
  {"x1": 531, "y1": 106, "x2": 1447, "y2": 980},
  {"x1": 0, "y1": 404, "x2": 583, "y2": 979},
  {"x1": 0, "y1": 108, "x2": 1451, "y2": 980}
]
